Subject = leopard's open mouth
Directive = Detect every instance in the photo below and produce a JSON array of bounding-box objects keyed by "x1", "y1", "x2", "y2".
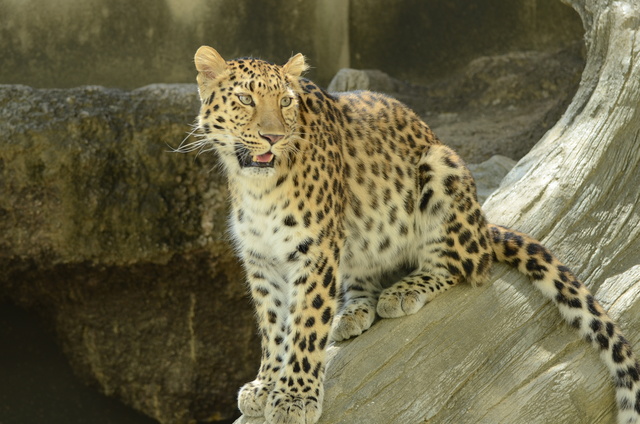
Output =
[{"x1": 235, "y1": 146, "x2": 275, "y2": 168}]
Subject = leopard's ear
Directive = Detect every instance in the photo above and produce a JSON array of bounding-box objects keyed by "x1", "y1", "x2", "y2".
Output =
[
  {"x1": 194, "y1": 46, "x2": 227, "y2": 80},
  {"x1": 283, "y1": 53, "x2": 308, "y2": 78}
]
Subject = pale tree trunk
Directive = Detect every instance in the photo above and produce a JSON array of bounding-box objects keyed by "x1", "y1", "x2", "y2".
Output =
[{"x1": 237, "y1": 0, "x2": 640, "y2": 423}]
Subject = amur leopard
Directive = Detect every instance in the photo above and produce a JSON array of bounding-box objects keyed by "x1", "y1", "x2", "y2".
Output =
[{"x1": 186, "y1": 46, "x2": 640, "y2": 424}]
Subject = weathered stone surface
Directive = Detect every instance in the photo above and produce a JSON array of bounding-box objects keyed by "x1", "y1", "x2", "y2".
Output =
[
  {"x1": 0, "y1": 84, "x2": 258, "y2": 423},
  {"x1": 425, "y1": 45, "x2": 585, "y2": 161},
  {"x1": 327, "y1": 68, "x2": 432, "y2": 114},
  {"x1": 1, "y1": 84, "x2": 209, "y2": 264},
  {"x1": 467, "y1": 155, "x2": 517, "y2": 204},
  {"x1": 328, "y1": 68, "x2": 412, "y2": 94}
]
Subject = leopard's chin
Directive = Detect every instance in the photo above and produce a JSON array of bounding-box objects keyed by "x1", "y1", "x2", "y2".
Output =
[{"x1": 239, "y1": 166, "x2": 277, "y2": 178}]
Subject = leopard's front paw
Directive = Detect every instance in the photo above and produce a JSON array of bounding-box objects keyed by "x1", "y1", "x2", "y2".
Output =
[
  {"x1": 265, "y1": 389, "x2": 322, "y2": 424},
  {"x1": 331, "y1": 302, "x2": 376, "y2": 341},
  {"x1": 238, "y1": 379, "x2": 273, "y2": 417},
  {"x1": 377, "y1": 286, "x2": 428, "y2": 318}
]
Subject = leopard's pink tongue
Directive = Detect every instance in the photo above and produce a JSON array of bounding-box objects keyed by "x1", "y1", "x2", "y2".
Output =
[{"x1": 254, "y1": 153, "x2": 274, "y2": 163}]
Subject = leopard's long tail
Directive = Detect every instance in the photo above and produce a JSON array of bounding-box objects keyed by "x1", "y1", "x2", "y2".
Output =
[{"x1": 488, "y1": 223, "x2": 640, "y2": 424}]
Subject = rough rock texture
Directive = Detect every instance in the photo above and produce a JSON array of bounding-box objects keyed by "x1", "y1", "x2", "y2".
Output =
[
  {"x1": 0, "y1": 84, "x2": 259, "y2": 423},
  {"x1": 467, "y1": 155, "x2": 517, "y2": 204},
  {"x1": 237, "y1": 0, "x2": 640, "y2": 423}
]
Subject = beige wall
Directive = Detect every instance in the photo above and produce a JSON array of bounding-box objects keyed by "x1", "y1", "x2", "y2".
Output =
[{"x1": 0, "y1": 0, "x2": 581, "y2": 89}]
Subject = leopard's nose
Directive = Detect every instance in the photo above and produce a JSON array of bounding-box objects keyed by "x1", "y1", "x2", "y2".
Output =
[{"x1": 260, "y1": 133, "x2": 284, "y2": 145}]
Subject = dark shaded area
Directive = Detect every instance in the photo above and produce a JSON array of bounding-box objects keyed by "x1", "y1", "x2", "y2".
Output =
[
  {"x1": 1, "y1": 251, "x2": 258, "y2": 424},
  {"x1": 0, "y1": 303, "x2": 158, "y2": 424},
  {"x1": 350, "y1": 0, "x2": 583, "y2": 83}
]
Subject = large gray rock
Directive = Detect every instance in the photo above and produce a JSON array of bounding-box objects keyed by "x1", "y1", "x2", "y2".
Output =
[
  {"x1": 328, "y1": 68, "x2": 416, "y2": 95},
  {"x1": 0, "y1": 84, "x2": 258, "y2": 423}
]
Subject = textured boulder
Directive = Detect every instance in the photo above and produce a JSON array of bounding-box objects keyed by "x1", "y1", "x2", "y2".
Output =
[
  {"x1": 467, "y1": 155, "x2": 516, "y2": 204},
  {"x1": 0, "y1": 84, "x2": 258, "y2": 423}
]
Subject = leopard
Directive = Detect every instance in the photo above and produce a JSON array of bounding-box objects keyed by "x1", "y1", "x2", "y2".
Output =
[{"x1": 186, "y1": 45, "x2": 640, "y2": 424}]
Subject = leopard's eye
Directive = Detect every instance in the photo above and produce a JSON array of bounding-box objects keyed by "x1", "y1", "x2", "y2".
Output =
[
  {"x1": 237, "y1": 94, "x2": 254, "y2": 106},
  {"x1": 281, "y1": 96, "x2": 293, "y2": 107}
]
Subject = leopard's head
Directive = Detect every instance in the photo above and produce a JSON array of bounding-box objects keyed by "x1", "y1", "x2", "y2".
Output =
[{"x1": 190, "y1": 45, "x2": 308, "y2": 177}]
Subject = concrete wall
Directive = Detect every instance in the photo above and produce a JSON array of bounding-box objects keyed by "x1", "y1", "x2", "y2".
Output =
[
  {"x1": 350, "y1": 0, "x2": 584, "y2": 84},
  {"x1": 0, "y1": 0, "x2": 582, "y2": 88}
]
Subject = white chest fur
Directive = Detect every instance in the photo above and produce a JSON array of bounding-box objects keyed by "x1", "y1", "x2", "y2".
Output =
[{"x1": 228, "y1": 180, "x2": 313, "y2": 279}]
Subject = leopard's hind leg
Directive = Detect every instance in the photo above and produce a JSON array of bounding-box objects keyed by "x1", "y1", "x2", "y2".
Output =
[{"x1": 378, "y1": 144, "x2": 493, "y2": 318}]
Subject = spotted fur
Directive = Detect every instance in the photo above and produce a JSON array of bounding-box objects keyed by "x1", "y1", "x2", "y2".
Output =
[{"x1": 189, "y1": 46, "x2": 640, "y2": 424}]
